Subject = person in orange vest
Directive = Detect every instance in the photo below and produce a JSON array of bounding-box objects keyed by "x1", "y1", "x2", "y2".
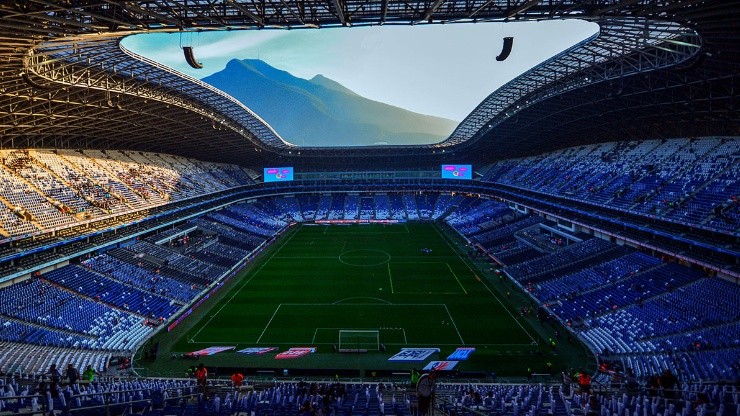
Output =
[
  {"x1": 195, "y1": 363, "x2": 208, "y2": 399},
  {"x1": 577, "y1": 369, "x2": 591, "y2": 395},
  {"x1": 231, "y1": 370, "x2": 245, "y2": 390}
]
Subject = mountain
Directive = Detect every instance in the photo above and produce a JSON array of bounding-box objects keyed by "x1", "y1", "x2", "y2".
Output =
[{"x1": 201, "y1": 59, "x2": 459, "y2": 147}]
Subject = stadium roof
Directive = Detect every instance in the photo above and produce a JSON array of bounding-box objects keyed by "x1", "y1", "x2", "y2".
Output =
[{"x1": 0, "y1": 1, "x2": 737, "y2": 168}]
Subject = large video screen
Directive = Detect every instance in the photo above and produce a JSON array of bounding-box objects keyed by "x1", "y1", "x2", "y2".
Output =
[
  {"x1": 264, "y1": 167, "x2": 294, "y2": 182},
  {"x1": 441, "y1": 164, "x2": 472, "y2": 180}
]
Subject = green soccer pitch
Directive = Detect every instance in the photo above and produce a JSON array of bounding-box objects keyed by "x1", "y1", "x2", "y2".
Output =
[{"x1": 142, "y1": 223, "x2": 593, "y2": 377}]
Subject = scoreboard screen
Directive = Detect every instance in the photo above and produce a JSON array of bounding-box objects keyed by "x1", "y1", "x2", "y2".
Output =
[
  {"x1": 441, "y1": 164, "x2": 472, "y2": 180},
  {"x1": 264, "y1": 167, "x2": 294, "y2": 182}
]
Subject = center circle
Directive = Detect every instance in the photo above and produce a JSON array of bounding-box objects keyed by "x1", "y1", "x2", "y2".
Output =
[{"x1": 338, "y1": 249, "x2": 391, "y2": 266}]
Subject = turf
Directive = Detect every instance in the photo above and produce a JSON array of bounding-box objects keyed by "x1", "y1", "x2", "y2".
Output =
[{"x1": 143, "y1": 223, "x2": 592, "y2": 378}]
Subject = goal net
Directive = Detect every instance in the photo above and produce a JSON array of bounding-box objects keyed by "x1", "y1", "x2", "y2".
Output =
[{"x1": 338, "y1": 330, "x2": 380, "y2": 352}]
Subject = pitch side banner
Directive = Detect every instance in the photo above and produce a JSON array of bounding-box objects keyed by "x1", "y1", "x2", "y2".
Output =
[
  {"x1": 314, "y1": 219, "x2": 403, "y2": 224},
  {"x1": 185, "y1": 346, "x2": 235, "y2": 356},
  {"x1": 275, "y1": 347, "x2": 316, "y2": 360},
  {"x1": 387, "y1": 348, "x2": 440, "y2": 361},
  {"x1": 447, "y1": 347, "x2": 476, "y2": 360},
  {"x1": 424, "y1": 361, "x2": 459, "y2": 371},
  {"x1": 236, "y1": 347, "x2": 278, "y2": 355}
]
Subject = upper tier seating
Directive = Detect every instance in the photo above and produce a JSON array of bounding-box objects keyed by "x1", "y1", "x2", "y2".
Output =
[
  {"x1": 481, "y1": 138, "x2": 739, "y2": 234},
  {"x1": 0, "y1": 149, "x2": 253, "y2": 240}
]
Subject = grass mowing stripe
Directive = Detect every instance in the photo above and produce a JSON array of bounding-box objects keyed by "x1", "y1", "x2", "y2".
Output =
[
  {"x1": 189, "y1": 227, "x2": 298, "y2": 342},
  {"x1": 432, "y1": 223, "x2": 538, "y2": 345}
]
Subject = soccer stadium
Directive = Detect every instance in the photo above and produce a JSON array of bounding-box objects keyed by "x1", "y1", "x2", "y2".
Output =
[{"x1": 0, "y1": 0, "x2": 737, "y2": 415}]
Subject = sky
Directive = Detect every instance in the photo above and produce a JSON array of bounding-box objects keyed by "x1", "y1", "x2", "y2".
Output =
[{"x1": 122, "y1": 20, "x2": 597, "y2": 122}]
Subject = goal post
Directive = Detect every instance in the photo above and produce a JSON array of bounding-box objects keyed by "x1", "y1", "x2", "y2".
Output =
[{"x1": 338, "y1": 330, "x2": 380, "y2": 352}]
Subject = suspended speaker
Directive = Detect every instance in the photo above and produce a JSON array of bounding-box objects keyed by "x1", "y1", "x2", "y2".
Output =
[
  {"x1": 183, "y1": 46, "x2": 203, "y2": 69},
  {"x1": 496, "y1": 37, "x2": 514, "y2": 61}
]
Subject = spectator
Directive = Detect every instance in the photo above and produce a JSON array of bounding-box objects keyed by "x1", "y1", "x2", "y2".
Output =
[
  {"x1": 83, "y1": 365, "x2": 96, "y2": 382},
  {"x1": 625, "y1": 368, "x2": 639, "y2": 394},
  {"x1": 299, "y1": 399, "x2": 315, "y2": 416},
  {"x1": 195, "y1": 363, "x2": 208, "y2": 399},
  {"x1": 66, "y1": 364, "x2": 80, "y2": 386},
  {"x1": 416, "y1": 370, "x2": 436, "y2": 416},
  {"x1": 231, "y1": 371, "x2": 245, "y2": 390},
  {"x1": 646, "y1": 374, "x2": 660, "y2": 397},
  {"x1": 577, "y1": 369, "x2": 591, "y2": 395},
  {"x1": 410, "y1": 368, "x2": 420, "y2": 386},
  {"x1": 561, "y1": 370, "x2": 573, "y2": 396},
  {"x1": 47, "y1": 364, "x2": 61, "y2": 396},
  {"x1": 659, "y1": 369, "x2": 678, "y2": 399}
]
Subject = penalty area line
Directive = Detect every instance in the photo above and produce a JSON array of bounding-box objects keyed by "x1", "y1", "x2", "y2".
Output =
[
  {"x1": 188, "y1": 228, "x2": 298, "y2": 342},
  {"x1": 433, "y1": 224, "x2": 538, "y2": 345},
  {"x1": 256, "y1": 304, "x2": 282, "y2": 343},
  {"x1": 443, "y1": 304, "x2": 465, "y2": 345}
]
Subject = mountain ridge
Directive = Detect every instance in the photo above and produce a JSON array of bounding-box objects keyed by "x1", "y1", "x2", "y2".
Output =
[{"x1": 201, "y1": 59, "x2": 458, "y2": 147}]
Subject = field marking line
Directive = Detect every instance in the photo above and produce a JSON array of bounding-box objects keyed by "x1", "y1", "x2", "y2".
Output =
[
  {"x1": 443, "y1": 304, "x2": 465, "y2": 345},
  {"x1": 389, "y1": 261, "x2": 447, "y2": 264},
  {"x1": 446, "y1": 262, "x2": 468, "y2": 295},
  {"x1": 312, "y1": 327, "x2": 378, "y2": 345},
  {"x1": 377, "y1": 256, "x2": 462, "y2": 259},
  {"x1": 332, "y1": 297, "x2": 392, "y2": 305},
  {"x1": 276, "y1": 302, "x2": 448, "y2": 307},
  {"x1": 315, "y1": 327, "x2": 392, "y2": 330},
  {"x1": 311, "y1": 327, "x2": 406, "y2": 345},
  {"x1": 387, "y1": 263, "x2": 395, "y2": 294},
  {"x1": 189, "y1": 227, "x2": 300, "y2": 341},
  {"x1": 256, "y1": 304, "x2": 282, "y2": 343},
  {"x1": 276, "y1": 302, "x2": 449, "y2": 307},
  {"x1": 432, "y1": 224, "x2": 538, "y2": 345},
  {"x1": 392, "y1": 292, "x2": 465, "y2": 295},
  {"x1": 476, "y1": 273, "x2": 538, "y2": 345},
  {"x1": 316, "y1": 223, "x2": 410, "y2": 235},
  {"x1": 272, "y1": 255, "x2": 458, "y2": 259},
  {"x1": 185, "y1": 340, "x2": 533, "y2": 346},
  {"x1": 337, "y1": 249, "x2": 391, "y2": 267},
  {"x1": 343, "y1": 231, "x2": 409, "y2": 235},
  {"x1": 432, "y1": 223, "x2": 473, "y2": 274},
  {"x1": 387, "y1": 261, "x2": 465, "y2": 295}
]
